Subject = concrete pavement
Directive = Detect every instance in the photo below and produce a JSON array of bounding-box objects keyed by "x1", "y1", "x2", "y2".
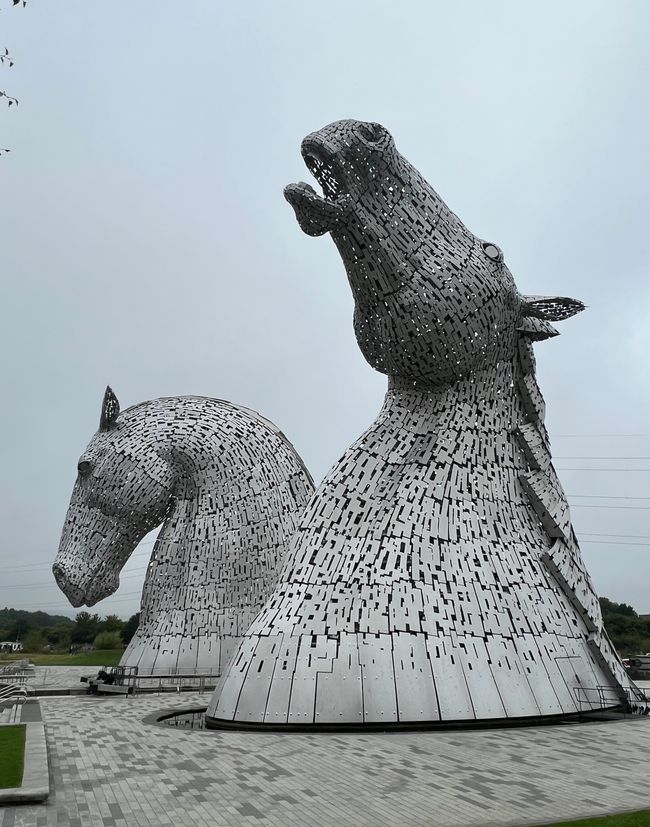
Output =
[{"x1": 1, "y1": 689, "x2": 649, "y2": 827}]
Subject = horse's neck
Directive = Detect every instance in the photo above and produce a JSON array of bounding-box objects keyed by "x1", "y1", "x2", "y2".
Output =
[
  {"x1": 383, "y1": 360, "x2": 523, "y2": 437},
  {"x1": 155, "y1": 453, "x2": 222, "y2": 548},
  {"x1": 306, "y1": 359, "x2": 528, "y2": 520},
  {"x1": 140, "y1": 445, "x2": 249, "y2": 624}
]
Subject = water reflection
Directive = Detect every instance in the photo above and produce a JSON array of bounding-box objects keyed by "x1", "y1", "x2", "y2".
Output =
[{"x1": 160, "y1": 708, "x2": 207, "y2": 729}]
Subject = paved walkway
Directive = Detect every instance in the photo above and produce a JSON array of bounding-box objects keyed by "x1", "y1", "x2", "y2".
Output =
[
  {"x1": 29, "y1": 666, "x2": 92, "y2": 691},
  {"x1": 1, "y1": 689, "x2": 649, "y2": 827}
]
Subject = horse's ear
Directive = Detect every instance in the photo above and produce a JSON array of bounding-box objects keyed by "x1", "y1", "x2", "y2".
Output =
[
  {"x1": 521, "y1": 295, "x2": 585, "y2": 322},
  {"x1": 99, "y1": 386, "x2": 120, "y2": 431}
]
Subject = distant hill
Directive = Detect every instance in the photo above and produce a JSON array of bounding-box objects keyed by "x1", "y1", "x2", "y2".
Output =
[
  {"x1": 0, "y1": 607, "x2": 139, "y2": 651},
  {"x1": 1, "y1": 601, "x2": 648, "y2": 656},
  {"x1": 0, "y1": 608, "x2": 72, "y2": 636}
]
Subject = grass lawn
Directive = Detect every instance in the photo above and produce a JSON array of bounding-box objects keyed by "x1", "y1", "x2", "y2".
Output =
[
  {"x1": 0, "y1": 649, "x2": 124, "y2": 666},
  {"x1": 535, "y1": 811, "x2": 650, "y2": 826},
  {"x1": 0, "y1": 725, "x2": 26, "y2": 789}
]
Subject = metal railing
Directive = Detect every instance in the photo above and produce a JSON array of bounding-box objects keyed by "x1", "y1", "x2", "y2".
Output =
[
  {"x1": 573, "y1": 684, "x2": 649, "y2": 717},
  {"x1": 132, "y1": 672, "x2": 219, "y2": 694},
  {"x1": 85, "y1": 665, "x2": 219, "y2": 696},
  {"x1": 0, "y1": 660, "x2": 35, "y2": 686},
  {"x1": 0, "y1": 683, "x2": 29, "y2": 723}
]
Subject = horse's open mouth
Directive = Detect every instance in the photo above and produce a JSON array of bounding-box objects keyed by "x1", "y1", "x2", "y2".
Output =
[
  {"x1": 284, "y1": 137, "x2": 352, "y2": 236},
  {"x1": 302, "y1": 139, "x2": 347, "y2": 202}
]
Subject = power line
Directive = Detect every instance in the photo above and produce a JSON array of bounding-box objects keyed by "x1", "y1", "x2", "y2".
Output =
[
  {"x1": 1, "y1": 592, "x2": 143, "y2": 610},
  {"x1": 1, "y1": 536, "x2": 207, "y2": 574},
  {"x1": 557, "y1": 468, "x2": 650, "y2": 472},
  {"x1": 3, "y1": 569, "x2": 149, "y2": 589},
  {"x1": 570, "y1": 504, "x2": 650, "y2": 510},
  {"x1": 567, "y1": 494, "x2": 650, "y2": 500},
  {"x1": 580, "y1": 532, "x2": 650, "y2": 539},
  {"x1": 2, "y1": 493, "x2": 650, "y2": 576},
  {"x1": 551, "y1": 434, "x2": 650, "y2": 438},
  {"x1": 3, "y1": 536, "x2": 648, "y2": 587},
  {"x1": 4, "y1": 535, "x2": 650, "y2": 610},
  {"x1": 580, "y1": 540, "x2": 649, "y2": 547},
  {"x1": 0, "y1": 547, "x2": 155, "y2": 573},
  {"x1": 556, "y1": 456, "x2": 650, "y2": 460}
]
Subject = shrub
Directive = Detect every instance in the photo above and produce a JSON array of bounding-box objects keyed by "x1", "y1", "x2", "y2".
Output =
[
  {"x1": 93, "y1": 631, "x2": 124, "y2": 650},
  {"x1": 22, "y1": 629, "x2": 46, "y2": 653}
]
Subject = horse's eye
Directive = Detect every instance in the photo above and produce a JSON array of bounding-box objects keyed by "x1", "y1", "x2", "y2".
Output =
[
  {"x1": 77, "y1": 460, "x2": 93, "y2": 477},
  {"x1": 358, "y1": 123, "x2": 383, "y2": 143},
  {"x1": 482, "y1": 241, "x2": 503, "y2": 263}
]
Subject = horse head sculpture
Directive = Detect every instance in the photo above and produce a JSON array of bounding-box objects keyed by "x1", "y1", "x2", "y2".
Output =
[
  {"x1": 54, "y1": 388, "x2": 314, "y2": 673},
  {"x1": 285, "y1": 118, "x2": 583, "y2": 386},
  {"x1": 54, "y1": 387, "x2": 172, "y2": 607},
  {"x1": 206, "y1": 120, "x2": 645, "y2": 727}
]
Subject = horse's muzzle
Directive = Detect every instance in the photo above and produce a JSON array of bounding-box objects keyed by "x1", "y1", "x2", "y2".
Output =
[{"x1": 52, "y1": 562, "x2": 89, "y2": 607}]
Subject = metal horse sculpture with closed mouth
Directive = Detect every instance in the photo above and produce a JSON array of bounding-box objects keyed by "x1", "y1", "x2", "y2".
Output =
[
  {"x1": 206, "y1": 119, "x2": 646, "y2": 728},
  {"x1": 54, "y1": 388, "x2": 314, "y2": 675}
]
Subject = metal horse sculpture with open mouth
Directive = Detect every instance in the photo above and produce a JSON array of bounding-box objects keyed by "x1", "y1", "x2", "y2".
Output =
[
  {"x1": 206, "y1": 119, "x2": 646, "y2": 728},
  {"x1": 53, "y1": 388, "x2": 313, "y2": 675}
]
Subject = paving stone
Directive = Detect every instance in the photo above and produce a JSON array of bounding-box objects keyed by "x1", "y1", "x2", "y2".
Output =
[{"x1": 1, "y1": 693, "x2": 650, "y2": 826}]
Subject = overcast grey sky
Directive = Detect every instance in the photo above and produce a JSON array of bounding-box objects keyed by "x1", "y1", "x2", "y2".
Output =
[{"x1": 1, "y1": 1, "x2": 648, "y2": 620}]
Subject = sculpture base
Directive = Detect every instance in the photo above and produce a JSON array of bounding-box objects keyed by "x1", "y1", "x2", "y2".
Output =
[{"x1": 204, "y1": 706, "x2": 628, "y2": 733}]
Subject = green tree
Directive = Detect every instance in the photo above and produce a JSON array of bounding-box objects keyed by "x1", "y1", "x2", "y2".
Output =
[
  {"x1": 600, "y1": 597, "x2": 650, "y2": 655},
  {"x1": 71, "y1": 612, "x2": 100, "y2": 644},
  {"x1": 45, "y1": 621, "x2": 74, "y2": 651},
  {"x1": 101, "y1": 614, "x2": 125, "y2": 634},
  {"x1": 121, "y1": 613, "x2": 140, "y2": 645},
  {"x1": 600, "y1": 597, "x2": 637, "y2": 618}
]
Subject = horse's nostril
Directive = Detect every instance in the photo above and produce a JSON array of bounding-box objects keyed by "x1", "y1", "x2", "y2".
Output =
[
  {"x1": 52, "y1": 563, "x2": 67, "y2": 589},
  {"x1": 52, "y1": 563, "x2": 87, "y2": 607}
]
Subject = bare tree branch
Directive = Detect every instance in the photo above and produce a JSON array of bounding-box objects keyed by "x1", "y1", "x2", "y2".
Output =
[{"x1": 2, "y1": 0, "x2": 25, "y2": 152}]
